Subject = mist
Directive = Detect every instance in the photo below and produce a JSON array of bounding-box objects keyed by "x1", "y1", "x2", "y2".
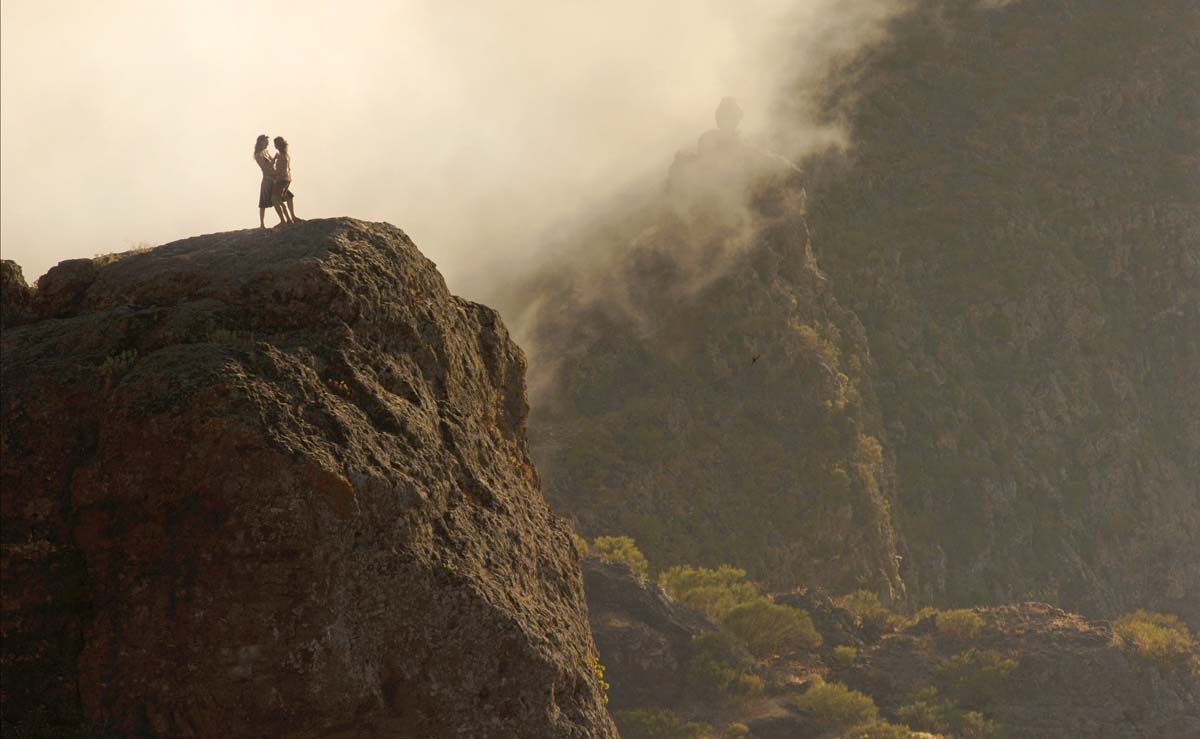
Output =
[{"x1": 1, "y1": 0, "x2": 904, "y2": 299}]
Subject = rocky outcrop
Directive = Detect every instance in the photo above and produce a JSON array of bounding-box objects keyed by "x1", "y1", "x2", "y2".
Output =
[
  {"x1": 581, "y1": 556, "x2": 710, "y2": 711},
  {"x1": 1, "y1": 260, "x2": 34, "y2": 328},
  {"x1": 839, "y1": 603, "x2": 1200, "y2": 739},
  {"x1": 583, "y1": 577, "x2": 1199, "y2": 738},
  {"x1": 0, "y1": 219, "x2": 616, "y2": 737},
  {"x1": 806, "y1": 0, "x2": 1200, "y2": 622}
]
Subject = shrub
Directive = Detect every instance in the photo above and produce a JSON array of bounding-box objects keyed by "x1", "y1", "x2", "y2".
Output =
[
  {"x1": 721, "y1": 722, "x2": 754, "y2": 739},
  {"x1": 614, "y1": 708, "x2": 711, "y2": 739},
  {"x1": 936, "y1": 609, "x2": 986, "y2": 640},
  {"x1": 829, "y1": 645, "x2": 859, "y2": 670},
  {"x1": 721, "y1": 598, "x2": 822, "y2": 656},
  {"x1": 838, "y1": 590, "x2": 903, "y2": 633},
  {"x1": 571, "y1": 532, "x2": 590, "y2": 557},
  {"x1": 792, "y1": 680, "x2": 878, "y2": 730},
  {"x1": 591, "y1": 535, "x2": 649, "y2": 578},
  {"x1": 842, "y1": 720, "x2": 918, "y2": 739},
  {"x1": 1114, "y1": 610, "x2": 1197, "y2": 670},
  {"x1": 687, "y1": 631, "x2": 764, "y2": 705},
  {"x1": 937, "y1": 649, "x2": 1018, "y2": 709},
  {"x1": 897, "y1": 686, "x2": 1007, "y2": 738},
  {"x1": 660, "y1": 565, "x2": 760, "y2": 620}
]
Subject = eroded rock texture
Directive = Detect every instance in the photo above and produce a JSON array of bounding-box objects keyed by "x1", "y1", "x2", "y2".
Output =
[{"x1": 1, "y1": 219, "x2": 616, "y2": 738}]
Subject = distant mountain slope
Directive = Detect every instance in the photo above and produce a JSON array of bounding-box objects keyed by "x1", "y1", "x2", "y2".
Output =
[
  {"x1": 517, "y1": 155, "x2": 906, "y2": 600},
  {"x1": 806, "y1": 0, "x2": 1200, "y2": 621}
]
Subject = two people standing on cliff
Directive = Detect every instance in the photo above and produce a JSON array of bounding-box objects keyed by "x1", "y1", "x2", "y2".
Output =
[{"x1": 254, "y1": 135, "x2": 301, "y2": 228}]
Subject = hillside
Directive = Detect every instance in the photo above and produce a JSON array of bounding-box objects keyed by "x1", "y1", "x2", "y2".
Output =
[
  {"x1": 517, "y1": 143, "x2": 905, "y2": 601},
  {"x1": 509, "y1": 0, "x2": 1198, "y2": 627},
  {"x1": 0, "y1": 220, "x2": 616, "y2": 737},
  {"x1": 583, "y1": 558, "x2": 1200, "y2": 739},
  {"x1": 805, "y1": 0, "x2": 1200, "y2": 621}
]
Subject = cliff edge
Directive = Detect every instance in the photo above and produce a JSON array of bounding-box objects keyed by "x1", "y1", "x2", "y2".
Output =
[{"x1": 0, "y1": 219, "x2": 616, "y2": 737}]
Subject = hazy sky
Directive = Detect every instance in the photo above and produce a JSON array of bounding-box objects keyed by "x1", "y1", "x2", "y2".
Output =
[{"x1": 1, "y1": 0, "x2": 902, "y2": 296}]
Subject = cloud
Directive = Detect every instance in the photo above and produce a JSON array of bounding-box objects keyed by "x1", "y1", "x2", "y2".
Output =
[{"x1": 1, "y1": 0, "x2": 906, "y2": 297}]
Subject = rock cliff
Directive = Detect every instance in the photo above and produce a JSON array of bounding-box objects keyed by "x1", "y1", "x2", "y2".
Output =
[
  {"x1": 515, "y1": 154, "x2": 905, "y2": 600},
  {"x1": 806, "y1": 0, "x2": 1200, "y2": 621},
  {"x1": 581, "y1": 557, "x2": 710, "y2": 712},
  {"x1": 506, "y1": 0, "x2": 1199, "y2": 629},
  {"x1": 0, "y1": 219, "x2": 616, "y2": 737}
]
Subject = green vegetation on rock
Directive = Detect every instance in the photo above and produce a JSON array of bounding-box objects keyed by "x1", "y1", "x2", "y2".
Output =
[
  {"x1": 591, "y1": 535, "x2": 650, "y2": 578},
  {"x1": 1113, "y1": 610, "x2": 1197, "y2": 671},
  {"x1": 897, "y1": 686, "x2": 1006, "y2": 738},
  {"x1": 937, "y1": 649, "x2": 1018, "y2": 709},
  {"x1": 660, "y1": 565, "x2": 761, "y2": 620},
  {"x1": 614, "y1": 708, "x2": 711, "y2": 739},
  {"x1": 686, "y1": 631, "x2": 765, "y2": 705},
  {"x1": 829, "y1": 645, "x2": 859, "y2": 670},
  {"x1": 838, "y1": 590, "x2": 903, "y2": 634},
  {"x1": 791, "y1": 680, "x2": 878, "y2": 730},
  {"x1": 936, "y1": 609, "x2": 986, "y2": 640},
  {"x1": 721, "y1": 598, "x2": 821, "y2": 657}
]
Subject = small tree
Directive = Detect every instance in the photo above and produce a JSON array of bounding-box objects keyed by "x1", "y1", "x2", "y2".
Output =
[
  {"x1": 792, "y1": 681, "x2": 878, "y2": 730},
  {"x1": 829, "y1": 645, "x2": 859, "y2": 670},
  {"x1": 721, "y1": 598, "x2": 822, "y2": 656},
  {"x1": 659, "y1": 565, "x2": 759, "y2": 620},
  {"x1": 591, "y1": 535, "x2": 649, "y2": 578},
  {"x1": 936, "y1": 609, "x2": 986, "y2": 640},
  {"x1": 838, "y1": 590, "x2": 902, "y2": 634},
  {"x1": 897, "y1": 685, "x2": 1005, "y2": 738},
  {"x1": 937, "y1": 649, "x2": 1018, "y2": 709},
  {"x1": 842, "y1": 721, "x2": 919, "y2": 739},
  {"x1": 686, "y1": 631, "x2": 764, "y2": 705}
]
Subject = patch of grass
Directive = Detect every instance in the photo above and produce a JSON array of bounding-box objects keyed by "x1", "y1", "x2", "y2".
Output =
[
  {"x1": 93, "y1": 242, "x2": 153, "y2": 266},
  {"x1": 1113, "y1": 610, "x2": 1197, "y2": 671}
]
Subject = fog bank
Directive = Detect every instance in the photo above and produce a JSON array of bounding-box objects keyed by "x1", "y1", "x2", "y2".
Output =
[{"x1": 1, "y1": 0, "x2": 905, "y2": 296}]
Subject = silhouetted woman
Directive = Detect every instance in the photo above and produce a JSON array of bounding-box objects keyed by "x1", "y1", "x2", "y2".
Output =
[
  {"x1": 253, "y1": 135, "x2": 283, "y2": 228},
  {"x1": 271, "y1": 136, "x2": 300, "y2": 225}
]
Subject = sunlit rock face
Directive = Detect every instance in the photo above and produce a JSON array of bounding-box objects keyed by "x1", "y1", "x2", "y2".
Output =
[
  {"x1": 805, "y1": 0, "x2": 1200, "y2": 621},
  {"x1": 1, "y1": 218, "x2": 616, "y2": 738}
]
